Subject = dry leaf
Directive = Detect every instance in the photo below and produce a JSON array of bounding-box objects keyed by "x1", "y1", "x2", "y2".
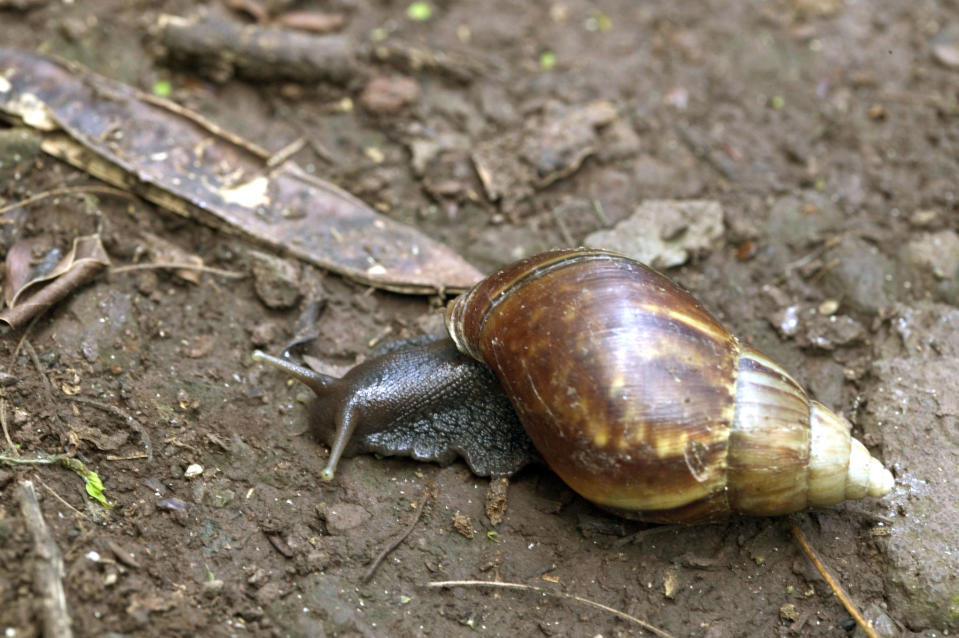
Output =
[{"x1": 0, "y1": 234, "x2": 111, "y2": 329}]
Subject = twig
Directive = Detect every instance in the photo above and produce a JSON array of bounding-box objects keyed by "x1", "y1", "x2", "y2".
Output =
[
  {"x1": 426, "y1": 580, "x2": 675, "y2": 638},
  {"x1": 362, "y1": 484, "x2": 433, "y2": 583},
  {"x1": 789, "y1": 519, "x2": 879, "y2": 638},
  {"x1": 18, "y1": 480, "x2": 74, "y2": 638},
  {"x1": 266, "y1": 136, "x2": 307, "y2": 168},
  {"x1": 36, "y1": 475, "x2": 86, "y2": 519},
  {"x1": 590, "y1": 198, "x2": 610, "y2": 227},
  {"x1": 0, "y1": 185, "x2": 139, "y2": 216},
  {"x1": 66, "y1": 396, "x2": 153, "y2": 461},
  {"x1": 139, "y1": 90, "x2": 271, "y2": 159},
  {"x1": 550, "y1": 206, "x2": 575, "y2": 246},
  {"x1": 21, "y1": 339, "x2": 53, "y2": 401},
  {"x1": 0, "y1": 393, "x2": 16, "y2": 454},
  {"x1": 109, "y1": 263, "x2": 246, "y2": 279}
]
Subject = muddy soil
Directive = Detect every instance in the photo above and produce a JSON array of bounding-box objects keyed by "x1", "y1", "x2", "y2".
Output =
[{"x1": 1, "y1": 1, "x2": 956, "y2": 637}]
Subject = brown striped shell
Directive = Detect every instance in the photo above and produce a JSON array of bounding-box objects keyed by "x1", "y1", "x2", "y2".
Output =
[{"x1": 446, "y1": 248, "x2": 893, "y2": 523}]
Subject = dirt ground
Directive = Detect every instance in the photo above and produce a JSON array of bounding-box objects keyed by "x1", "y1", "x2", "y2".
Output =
[{"x1": 0, "y1": 1, "x2": 956, "y2": 637}]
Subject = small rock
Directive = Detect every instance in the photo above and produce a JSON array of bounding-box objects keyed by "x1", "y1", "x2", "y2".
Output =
[
  {"x1": 908, "y1": 209, "x2": 939, "y2": 228},
  {"x1": 779, "y1": 603, "x2": 800, "y2": 624},
  {"x1": 359, "y1": 76, "x2": 420, "y2": 114},
  {"x1": 766, "y1": 194, "x2": 842, "y2": 247},
  {"x1": 932, "y1": 26, "x2": 959, "y2": 68},
  {"x1": 854, "y1": 603, "x2": 900, "y2": 638},
  {"x1": 902, "y1": 230, "x2": 959, "y2": 302},
  {"x1": 156, "y1": 497, "x2": 188, "y2": 511},
  {"x1": 472, "y1": 100, "x2": 618, "y2": 207},
  {"x1": 202, "y1": 579, "x2": 224, "y2": 598},
  {"x1": 316, "y1": 502, "x2": 371, "y2": 535},
  {"x1": 822, "y1": 236, "x2": 896, "y2": 315},
  {"x1": 817, "y1": 299, "x2": 839, "y2": 315},
  {"x1": 249, "y1": 320, "x2": 280, "y2": 347},
  {"x1": 885, "y1": 302, "x2": 959, "y2": 358},
  {"x1": 184, "y1": 464, "x2": 203, "y2": 478},
  {"x1": 596, "y1": 117, "x2": 641, "y2": 162},
  {"x1": 247, "y1": 568, "x2": 268, "y2": 586},
  {"x1": 249, "y1": 250, "x2": 302, "y2": 309},
  {"x1": 805, "y1": 314, "x2": 865, "y2": 350},
  {"x1": 451, "y1": 512, "x2": 475, "y2": 539},
  {"x1": 254, "y1": 581, "x2": 284, "y2": 605},
  {"x1": 304, "y1": 549, "x2": 331, "y2": 572},
  {"x1": 585, "y1": 199, "x2": 724, "y2": 269},
  {"x1": 136, "y1": 270, "x2": 159, "y2": 295},
  {"x1": 207, "y1": 488, "x2": 235, "y2": 508}
]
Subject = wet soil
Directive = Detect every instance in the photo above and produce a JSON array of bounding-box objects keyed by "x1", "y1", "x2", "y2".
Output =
[{"x1": 1, "y1": 1, "x2": 956, "y2": 637}]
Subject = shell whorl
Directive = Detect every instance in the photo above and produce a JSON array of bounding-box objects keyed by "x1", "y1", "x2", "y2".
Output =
[{"x1": 445, "y1": 248, "x2": 894, "y2": 523}]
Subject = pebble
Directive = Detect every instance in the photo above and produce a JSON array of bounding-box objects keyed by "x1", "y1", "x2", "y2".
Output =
[
  {"x1": 359, "y1": 76, "x2": 420, "y2": 114},
  {"x1": 315, "y1": 502, "x2": 371, "y2": 535},
  {"x1": 249, "y1": 250, "x2": 302, "y2": 309},
  {"x1": 585, "y1": 199, "x2": 724, "y2": 268}
]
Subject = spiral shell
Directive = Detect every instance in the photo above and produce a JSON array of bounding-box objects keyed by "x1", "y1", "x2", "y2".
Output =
[{"x1": 446, "y1": 248, "x2": 893, "y2": 523}]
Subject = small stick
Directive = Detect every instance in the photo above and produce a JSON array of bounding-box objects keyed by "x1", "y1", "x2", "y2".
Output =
[
  {"x1": 0, "y1": 394, "x2": 16, "y2": 453},
  {"x1": 36, "y1": 475, "x2": 86, "y2": 519},
  {"x1": 266, "y1": 136, "x2": 307, "y2": 168},
  {"x1": 21, "y1": 339, "x2": 53, "y2": 400},
  {"x1": 0, "y1": 185, "x2": 139, "y2": 216},
  {"x1": 426, "y1": 580, "x2": 675, "y2": 638},
  {"x1": 789, "y1": 519, "x2": 879, "y2": 638},
  {"x1": 362, "y1": 484, "x2": 433, "y2": 583},
  {"x1": 550, "y1": 206, "x2": 575, "y2": 246},
  {"x1": 109, "y1": 263, "x2": 246, "y2": 279},
  {"x1": 18, "y1": 480, "x2": 74, "y2": 638}
]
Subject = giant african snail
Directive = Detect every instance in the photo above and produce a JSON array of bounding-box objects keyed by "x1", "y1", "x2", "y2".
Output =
[{"x1": 253, "y1": 248, "x2": 894, "y2": 523}]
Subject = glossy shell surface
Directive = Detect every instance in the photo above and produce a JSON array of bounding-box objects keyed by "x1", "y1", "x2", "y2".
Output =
[{"x1": 447, "y1": 249, "x2": 893, "y2": 522}]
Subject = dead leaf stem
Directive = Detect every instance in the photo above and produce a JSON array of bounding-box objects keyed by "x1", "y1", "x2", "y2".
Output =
[
  {"x1": 789, "y1": 518, "x2": 880, "y2": 638},
  {"x1": 426, "y1": 579, "x2": 675, "y2": 638},
  {"x1": 362, "y1": 484, "x2": 433, "y2": 583},
  {"x1": 18, "y1": 480, "x2": 74, "y2": 638}
]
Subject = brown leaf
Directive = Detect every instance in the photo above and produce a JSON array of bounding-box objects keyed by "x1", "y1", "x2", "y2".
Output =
[
  {"x1": 4, "y1": 239, "x2": 34, "y2": 307},
  {"x1": 0, "y1": 234, "x2": 111, "y2": 329},
  {"x1": 0, "y1": 46, "x2": 482, "y2": 294}
]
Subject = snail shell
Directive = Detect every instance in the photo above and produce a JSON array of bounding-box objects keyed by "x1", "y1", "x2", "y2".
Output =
[{"x1": 446, "y1": 248, "x2": 893, "y2": 523}]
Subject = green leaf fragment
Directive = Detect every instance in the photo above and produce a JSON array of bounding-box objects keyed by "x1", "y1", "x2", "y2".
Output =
[
  {"x1": 0, "y1": 453, "x2": 113, "y2": 508},
  {"x1": 407, "y1": 2, "x2": 432, "y2": 21},
  {"x1": 153, "y1": 80, "x2": 172, "y2": 97},
  {"x1": 59, "y1": 455, "x2": 113, "y2": 508},
  {"x1": 539, "y1": 50, "x2": 556, "y2": 70}
]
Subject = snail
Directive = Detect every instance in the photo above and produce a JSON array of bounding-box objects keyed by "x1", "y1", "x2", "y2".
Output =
[{"x1": 253, "y1": 248, "x2": 894, "y2": 523}]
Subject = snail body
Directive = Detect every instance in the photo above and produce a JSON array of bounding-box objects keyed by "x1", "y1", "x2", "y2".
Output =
[
  {"x1": 253, "y1": 337, "x2": 533, "y2": 480},
  {"x1": 254, "y1": 248, "x2": 893, "y2": 523}
]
